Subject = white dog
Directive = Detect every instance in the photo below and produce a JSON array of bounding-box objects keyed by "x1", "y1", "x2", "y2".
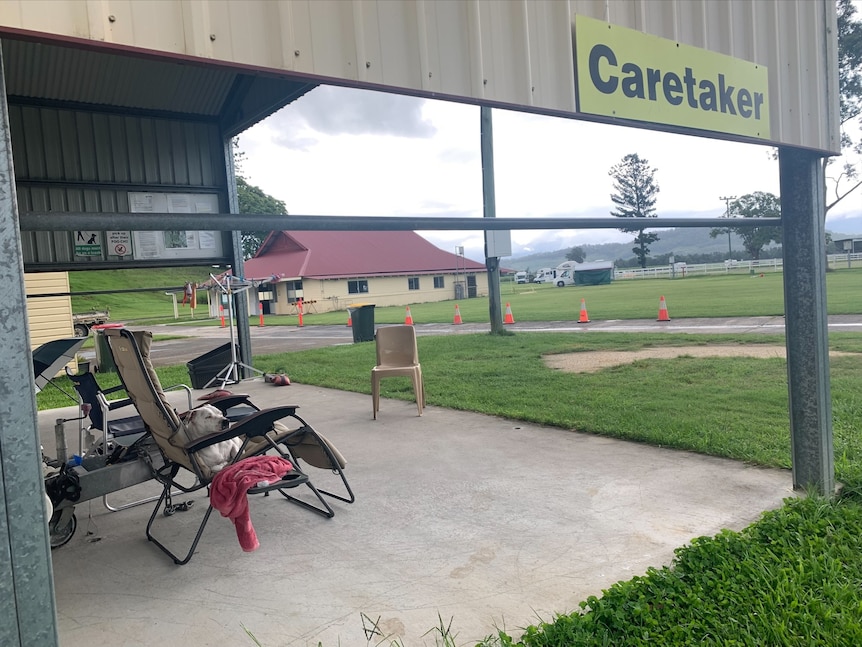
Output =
[{"x1": 184, "y1": 404, "x2": 242, "y2": 475}]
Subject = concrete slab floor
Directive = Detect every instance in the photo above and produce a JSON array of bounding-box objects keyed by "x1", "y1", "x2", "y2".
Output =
[{"x1": 41, "y1": 380, "x2": 794, "y2": 646}]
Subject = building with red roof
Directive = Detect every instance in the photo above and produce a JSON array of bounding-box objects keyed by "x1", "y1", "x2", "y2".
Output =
[{"x1": 239, "y1": 230, "x2": 488, "y2": 314}]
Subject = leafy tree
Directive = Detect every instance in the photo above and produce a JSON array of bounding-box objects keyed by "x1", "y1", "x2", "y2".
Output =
[
  {"x1": 609, "y1": 153, "x2": 660, "y2": 268},
  {"x1": 566, "y1": 246, "x2": 585, "y2": 263},
  {"x1": 236, "y1": 176, "x2": 288, "y2": 259},
  {"x1": 826, "y1": 0, "x2": 862, "y2": 213},
  {"x1": 709, "y1": 191, "x2": 781, "y2": 260},
  {"x1": 232, "y1": 140, "x2": 288, "y2": 259}
]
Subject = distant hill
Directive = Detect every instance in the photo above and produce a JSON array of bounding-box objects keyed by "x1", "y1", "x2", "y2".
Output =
[
  {"x1": 504, "y1": 215, "x2": 862, "y2": 271},
  {"x1": 506, "y1": 227, "x2": 745, "y2": 270}
]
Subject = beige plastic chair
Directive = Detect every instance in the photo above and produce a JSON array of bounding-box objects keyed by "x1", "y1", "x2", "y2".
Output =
[{"x1": 371, "y1": 325, "x2": 425, "y2": 419}]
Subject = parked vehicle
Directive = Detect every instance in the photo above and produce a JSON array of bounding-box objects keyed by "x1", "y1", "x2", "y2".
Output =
[
  {"x1": 533, "y1": 268, "x2": 556, "y2": 283},
  {"x1": 72, "y1": 310, "x2": 109, "y2": 337},
  {"x1": 515, "y1": 271, "x2": 528, "y2": 284},
  {"x1": 554, "y1": 269, "x2": 575, "y2": 287}
]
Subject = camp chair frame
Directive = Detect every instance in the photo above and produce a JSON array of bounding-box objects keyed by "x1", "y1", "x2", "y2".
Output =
[
  {"x1": 66, "y1": 368, "x2": 194, "y2": 512},
  {"x1": 104, "y1": 327, "x2": 353, "y2": 565}
]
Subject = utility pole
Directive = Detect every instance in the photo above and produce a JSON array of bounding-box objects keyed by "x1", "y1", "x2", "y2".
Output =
[
  {"x1": 720, "y1": 195, "x2": 736, "y2": 260},
  {"x1": 481, "y1": 106, "x2": 504, "y2": 334}
]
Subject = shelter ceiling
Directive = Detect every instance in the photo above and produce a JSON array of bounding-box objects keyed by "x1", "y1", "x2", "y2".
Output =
[{"x1": 1, "y1": 37, "x2": 315, "y2": 134}]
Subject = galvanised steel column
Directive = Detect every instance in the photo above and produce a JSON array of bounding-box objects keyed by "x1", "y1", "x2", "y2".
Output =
[
  {"x1": 224, "y1": 138, "x2": 253, "y2": 377},
  {"x1": 779, "y1": 147, "x2": 834, "y2": 495},
  {"x1": 0, "y1": 43, "x2": 60, "y2": 646},
  {"x1": 481, "y1": 107, "x2": 504, "y2": 334}
]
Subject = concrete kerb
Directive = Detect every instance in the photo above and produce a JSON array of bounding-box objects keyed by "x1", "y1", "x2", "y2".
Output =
[{"x1": 42, "y1": 378, "x2": 793, "y2": 646}]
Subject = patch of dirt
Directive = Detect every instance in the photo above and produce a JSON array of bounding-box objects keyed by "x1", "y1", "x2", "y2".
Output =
[{"x1": 544, "y1": 345, "x2": 853, "y2": 374}]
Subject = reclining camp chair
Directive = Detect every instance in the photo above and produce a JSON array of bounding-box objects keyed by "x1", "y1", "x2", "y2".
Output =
[{"x1": 104, "y1": 327, "x2": 353, "y2": 565}]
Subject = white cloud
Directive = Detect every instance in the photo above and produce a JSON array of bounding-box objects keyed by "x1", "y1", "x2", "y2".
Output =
[{"x1": 238, "y1": 86, "x2": 859, "y2": 262}]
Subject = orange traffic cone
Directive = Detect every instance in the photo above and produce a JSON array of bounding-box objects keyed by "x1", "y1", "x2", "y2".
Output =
[
  {"x1": 503, "y1": 302, "x2": 515, "y2": 324},
  {"x1": 453, "y1": 304, "x2": 463, "y2": 325},
  {"x1": 404, "y1": 306, "x2": 414, "y2": 325},
  {"x1": 657, "y1": 295, "x2": 671, "y2": 321},
  {"x1": 346, "y1": 312, "x2": 352, "y2": 327},
  {"x1": 577, "y1": 298, "x2": 590, "y2": 324}
]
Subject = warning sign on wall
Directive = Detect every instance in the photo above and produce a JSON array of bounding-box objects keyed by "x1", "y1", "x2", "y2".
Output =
[
  {"x1": 74, "y1": 231, "x2": 101, "y2": 256},
  {"x1": 107, "y1": 230, "x2": 132, "y2": 257}
]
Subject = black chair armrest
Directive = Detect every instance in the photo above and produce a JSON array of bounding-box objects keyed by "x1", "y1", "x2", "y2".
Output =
[
  {"x1": 200, "y1": 394, "x2": 260, "y2": 414},
  {"x1": 106, "y1": 397, "x2": 134, "y2": 411}
]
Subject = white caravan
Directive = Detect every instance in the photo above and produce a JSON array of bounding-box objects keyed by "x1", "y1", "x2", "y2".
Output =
[{"x1": 533, "y1": 267, "x2": 556, "y2": 283}]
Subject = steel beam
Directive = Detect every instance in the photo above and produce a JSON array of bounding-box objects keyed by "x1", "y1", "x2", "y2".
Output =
[
  {"x1": 481, "y1": 107, "x2": 504, "y2": 334},
  {"x1": 223, "y1": 138, "x2": 254, "y2": 376},
  {"x1": 779, "y1": 147, "x2": 834, "y2": 495},
  {"x1": 19, "y1": 213, "x2": 776, "y2": 232},
  {"x1": 0, "y1": 44, "x2": 60, "y2": 647}
]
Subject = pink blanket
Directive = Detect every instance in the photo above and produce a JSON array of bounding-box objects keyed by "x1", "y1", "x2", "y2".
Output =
[{"x1": 210, "y1": 455, "x2": 294, "y2": 552}]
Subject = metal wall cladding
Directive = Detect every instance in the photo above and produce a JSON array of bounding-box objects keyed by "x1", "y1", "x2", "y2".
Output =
[
  {"x1": 24, "y1": 272, "x2": 73, "y2": 344},
  {"x1": 0, "y1": 0, "x2": 839, "y2": 153},
  {"x1": 10, "y1": 104, "x2": 227, "y2": 266}
]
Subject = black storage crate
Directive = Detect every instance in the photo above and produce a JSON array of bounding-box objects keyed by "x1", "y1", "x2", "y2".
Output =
[{"x1": 186, "y1": 343, "x2": 236, "y2": 389}]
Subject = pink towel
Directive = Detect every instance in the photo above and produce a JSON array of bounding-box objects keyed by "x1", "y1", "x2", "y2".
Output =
[{"x1": 210, "y1": 455, "x2": 294, "y2": 552}]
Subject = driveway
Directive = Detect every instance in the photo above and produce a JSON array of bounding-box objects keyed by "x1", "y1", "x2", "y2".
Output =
[{"x1": 86, "y1": 315, "x2": 862, "y2": 368}]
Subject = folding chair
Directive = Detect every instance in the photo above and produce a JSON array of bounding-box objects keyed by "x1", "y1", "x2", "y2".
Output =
[
  {"x1": 65, "y1": 368, "x2": 153, "y2": 510},
  {"x1": 104, "y1": 327, "x2": 353, "y2": 564},
  {"x1": 371, "y1": 324, "x2": 425, "y2": 419}
]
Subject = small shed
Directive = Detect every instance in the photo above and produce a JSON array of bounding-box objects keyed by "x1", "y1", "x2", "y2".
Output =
[
  {"x1": 574, "y1": 261, "x2": 614, "y2": 286},
  {"x1": 833, "y1": 237, "x2": 862, "y2": 253}
]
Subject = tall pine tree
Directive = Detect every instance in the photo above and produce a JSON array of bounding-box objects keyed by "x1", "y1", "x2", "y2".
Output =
[{"x1": 609, "y1": 153, "x2": 660, "y2": 268}]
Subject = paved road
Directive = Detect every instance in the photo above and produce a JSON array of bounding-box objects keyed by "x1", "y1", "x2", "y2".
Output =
[{"x1": 82, "y1": 314, "x2": 862, "y2": 368}]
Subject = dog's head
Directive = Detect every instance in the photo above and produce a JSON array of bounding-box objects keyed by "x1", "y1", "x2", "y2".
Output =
[{"x1": 185, "y1": 404, "x2": 230, "y2": 439}]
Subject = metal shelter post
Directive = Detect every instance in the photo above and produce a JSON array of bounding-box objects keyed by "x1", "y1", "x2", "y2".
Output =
[
  {"x1": 779, "y1": 146, "x2": 835, "y2": 495},
  {"x1": 0, "y1": 44, "x2": 60, "y2": 647},
  {"x1": 481, "y1": 107, "x2": 504, "y2": 334},
  {"x1": 224, "y1": 138, "x2": 254, "y2": 377}
]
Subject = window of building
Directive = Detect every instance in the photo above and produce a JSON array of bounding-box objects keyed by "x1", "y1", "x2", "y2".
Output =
[
  {"x1": 433, "y1": 276, "x2": 445, "y2": 289},
  {"x1": 408, "y1": 277, "x2": 420, "y2": 290},
  {"x1": 348, "y1": 279, "x2": 369, "y2": 294},
  {"x1": 286, "y1": 280, "x2": 303, "y2": 303}
]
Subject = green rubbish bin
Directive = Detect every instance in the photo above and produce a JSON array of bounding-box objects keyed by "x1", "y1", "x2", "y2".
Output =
[
  {"x1": 91, "y1": 323, "x2": 124, "y2": 372},
  {"x1": 348, "y1": 304, "x2": 376, "y2": 343}
]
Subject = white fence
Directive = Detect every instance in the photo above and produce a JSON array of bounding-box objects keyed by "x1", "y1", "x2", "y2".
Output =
[{"x1": 614, "y1": 254, "x2": 862, "y2": 280}]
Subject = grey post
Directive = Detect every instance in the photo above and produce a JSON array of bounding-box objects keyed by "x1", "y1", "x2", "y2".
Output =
[
  {"x1": 481, "y1": 107, "x2": 503, "y2": 334},
  {"x1": 224, "y1": 138, "x2": 254, "y2": 376},
  {"x1": 0, "y1": 42, "x2": 60, "y2": 647},
  {"x1": 779, "y1": 146, "x2": 834, "y2": 495}
]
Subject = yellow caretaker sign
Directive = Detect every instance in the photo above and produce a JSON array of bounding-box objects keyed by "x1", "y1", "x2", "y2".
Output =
[{"x1": 575, "y1": 15, "x2": 770, "y2": 140}]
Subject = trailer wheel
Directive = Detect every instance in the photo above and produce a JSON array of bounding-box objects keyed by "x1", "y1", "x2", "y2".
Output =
[
  {"x1": 49, "y1": 511, "x2": 77, "y2": 548},
  {"x1": 73, "y1": 324, "x2": 89, "y2": 338}
]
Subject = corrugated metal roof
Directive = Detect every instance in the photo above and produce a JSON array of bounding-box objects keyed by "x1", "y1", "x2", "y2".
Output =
[
  {"x1": 2, "y1": 39, "x2": 234, "y2": 115},
  {"x1": 243, "y1": 231, "x2": 486, "y2": 281},
  {"x1": 0, "y1": 38, "x2": 314, "y2": 134}
]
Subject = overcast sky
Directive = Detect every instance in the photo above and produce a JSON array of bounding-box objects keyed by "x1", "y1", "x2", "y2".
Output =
[{"x1": 238, "y1": 85, "x2": 860, "y2": 261}]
